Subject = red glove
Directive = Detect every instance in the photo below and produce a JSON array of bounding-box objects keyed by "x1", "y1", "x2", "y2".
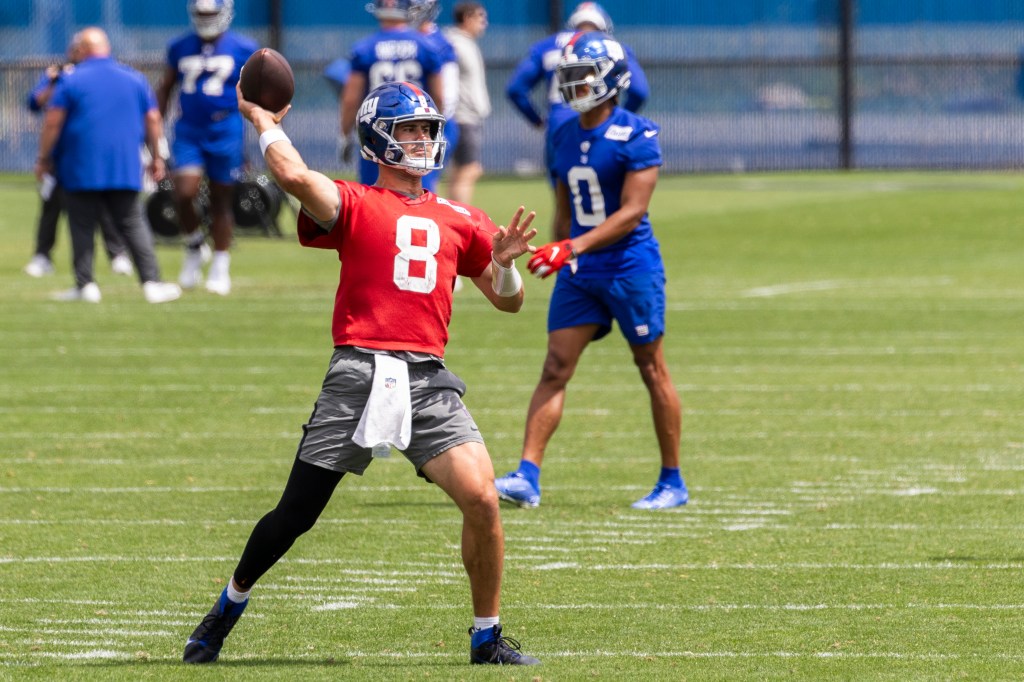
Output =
[{"x1": 527, "y1": 239, "x2": 576, "y2": 278}]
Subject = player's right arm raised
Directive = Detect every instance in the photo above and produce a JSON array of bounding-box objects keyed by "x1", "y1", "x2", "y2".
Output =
[{"x1": 237, "y1": 83, "x2": 340, "y2": 224}]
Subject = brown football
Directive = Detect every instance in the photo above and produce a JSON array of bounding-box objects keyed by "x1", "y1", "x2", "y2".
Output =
[{"x1": 239, "y1": 48, "x2": 295, "y2": 112}]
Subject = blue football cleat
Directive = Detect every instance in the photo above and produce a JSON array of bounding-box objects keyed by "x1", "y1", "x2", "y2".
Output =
[
  {"x1": 470, "y1": 625, "x2": 540, "y2": 665},
  {"x1": 183, "y1": 588, "x2": 248, "y2": 663},
  {"x1": 494, "y1": 472, "x2": 540, "y2": 508},
  {"x1": 631, "y1": 481, "x2": 689, "y2": 510}
]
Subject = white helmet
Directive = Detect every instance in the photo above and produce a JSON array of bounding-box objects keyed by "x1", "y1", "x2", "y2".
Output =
[
  {"x1": 189, "y1": 0, "x2": 234, "y2": 40},
  {"x1": 566, "y1": 2, "x2": 614, "y2": 33}
]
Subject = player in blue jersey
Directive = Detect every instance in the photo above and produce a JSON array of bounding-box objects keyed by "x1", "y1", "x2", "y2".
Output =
[
  {"x1": 156, "y1": 0, "x2": 257, "y2": 296},
  {"x1": 495, "y1": 32, "x2": 688, "y2": 511},
  {"x1": 505, "y1": 2, "x2": 649, "y2": 185},
  {"x1": 339, "y1": 0, "x2": 445, "y2": 186},
  {"x1": 411, "y1": 0, "x2": 460, "y2": 195}
]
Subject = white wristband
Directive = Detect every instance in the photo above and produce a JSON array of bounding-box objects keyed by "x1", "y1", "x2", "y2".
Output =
[
  {"x1": 491, "y1": 255, "x2": 523, "y2": 297},
  {"x1": 259, "y1": 128, "x2": 290, "y2": 156}
]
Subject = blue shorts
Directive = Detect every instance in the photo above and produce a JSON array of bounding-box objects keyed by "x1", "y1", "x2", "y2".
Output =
[
  {"x1": 548, "y1": 270, "x2": 667, "y2": 345},
  {"x1": 172, "y1": 119, "x2": 245, "y2": 184}
]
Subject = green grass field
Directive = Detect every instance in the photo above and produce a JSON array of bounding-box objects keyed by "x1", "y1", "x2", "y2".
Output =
[{"x1": 1, "y1": 171, "x2": 1022, "y2": 680}]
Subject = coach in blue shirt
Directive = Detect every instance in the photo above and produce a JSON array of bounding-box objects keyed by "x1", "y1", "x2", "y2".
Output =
[{"x1": 35, "y1": 27, "x2": 181, "y2": 304}]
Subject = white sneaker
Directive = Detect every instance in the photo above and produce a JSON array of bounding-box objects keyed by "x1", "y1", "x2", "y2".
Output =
[
  {"x1": 24, "y1": 254, "x2": 55, "y2": 278},
  {"x1": 51, "y1": 282, "x2": 101, "y2": 303},
  {"x1": 179, "y1": 248, "x2": 205, "y2": 289},
  {"x1": 143, "y1": 281, "x2": 182, "y2": 304},
  {"x1": 205, "y1": 250, "x2": 231, "y2": 295},
  {"x1": 110, "y1": 253, "x2": 134, "y2": 276},
  {"x1": 205, "y1": 273, "x2": 231, "y2": 296}
]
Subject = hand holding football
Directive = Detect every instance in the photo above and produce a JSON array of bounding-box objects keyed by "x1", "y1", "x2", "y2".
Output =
[{"x1": 239, "y1": 48, "x2": 294, "y2": 112}]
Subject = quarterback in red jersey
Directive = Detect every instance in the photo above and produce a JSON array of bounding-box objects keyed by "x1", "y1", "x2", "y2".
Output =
[
  {"x1": 181, "y1": 79, "x2": 541, "y2": 667},
  {"x1": 296, "y1": 179, "x2": 502, "y2": 356}
]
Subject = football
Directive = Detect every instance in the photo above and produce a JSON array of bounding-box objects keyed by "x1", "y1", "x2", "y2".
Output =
[{"x1": 239, "y1": 48, "x2": 295, "y2": 112}]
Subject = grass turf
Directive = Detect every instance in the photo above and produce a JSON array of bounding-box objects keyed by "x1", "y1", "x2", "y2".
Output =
[{"x1": 0, "y1": 171, "x2": 1022, "y2": 680}]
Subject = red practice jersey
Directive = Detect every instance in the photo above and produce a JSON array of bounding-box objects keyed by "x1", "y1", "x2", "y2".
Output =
[{"x1": 297, "y1": 181, "x2": 497, "y2": 357}]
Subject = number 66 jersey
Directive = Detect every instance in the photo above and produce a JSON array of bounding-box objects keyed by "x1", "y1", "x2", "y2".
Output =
[{"x1": 297, "y1": 182, "x2": 497, "y2": 358}]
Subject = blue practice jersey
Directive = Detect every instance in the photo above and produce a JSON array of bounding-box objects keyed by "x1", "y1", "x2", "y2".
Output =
[
  {"x1": 550, "y1": 107, "x2": 663, "y2": 278},
  {"x1": 349, "y1": 27, "x2": 443, "y2": 93},
  {"x1": 506, "y1": 31, "x2": 650, "y2": 129},
  {"x1": 50, "y1": 57, "x2": 156, "y2": 192},
  {"x1": 166, "y1": 31, "x2": 257, "y2": 126}
]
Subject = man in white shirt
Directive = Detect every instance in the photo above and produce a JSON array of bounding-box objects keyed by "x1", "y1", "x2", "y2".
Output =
[{"x1": 444, "y1": 2, "x2": 490, "y2": 204}]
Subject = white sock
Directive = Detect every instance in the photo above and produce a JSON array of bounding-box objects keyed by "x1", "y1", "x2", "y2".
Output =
[
  {"x1": 226, "y1": 579, "x2": 250, "y2": 603},
  {"x1": 473, "y1": 616, "x2": 500, "y2": 632},
  {"x1": 209, "y1": 251, "x2": 230, "y2": 279}
]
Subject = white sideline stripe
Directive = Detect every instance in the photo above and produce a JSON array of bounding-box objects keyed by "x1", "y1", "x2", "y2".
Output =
[
  {"x1": 0, "y1": 625, "x2": 172, "y2": 636},
  {"x1": 6, "y1": 486, "x2": 1024, "y2": 498},
  {"x1": 741, "y1": 277, "x2": 954, "y2": 298},
  {"x1": 5, "y1": 382, "x2": 1021, "y2": 395},
  {"x1": 0, "y1": 433, "x2": 295, "y2": 444},
  {"x1": 3, "y1": 650, "x2": 1024, "y2": 664},
  {"x1": 38, "y1": 617, "x2": 195, "y2": 626},
  {"x1": 4, "y1": 556, "x2": 1024, "y2": 571}
]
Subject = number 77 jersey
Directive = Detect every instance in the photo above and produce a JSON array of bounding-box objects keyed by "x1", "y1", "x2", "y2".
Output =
[
  {"x1": 296, "y1": 181, "x2": 497, "y2": 358},
  {"x1": 549, "y1": 107, "x2": 664, "y2": 278},
  {"x1": 167, "y1": 31, "x2": 258, "y2": 126}
]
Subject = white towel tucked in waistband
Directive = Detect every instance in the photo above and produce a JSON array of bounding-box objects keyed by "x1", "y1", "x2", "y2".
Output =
[{"x1": 353, "y1": 353, "x2": 412, "y2": 451}]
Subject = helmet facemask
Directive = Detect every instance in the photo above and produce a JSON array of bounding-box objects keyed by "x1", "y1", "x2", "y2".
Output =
[
  {"x1": 558, "y1": 58, "x2": 623, "y2": 113},
  {"x1": 367, "y1": 114, "x2": 447, "y2": 176}
]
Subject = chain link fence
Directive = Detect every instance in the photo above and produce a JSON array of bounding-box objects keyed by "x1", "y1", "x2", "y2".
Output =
[{"x1": 3, "y1": 2, "x2": 1024, "y2": 174}]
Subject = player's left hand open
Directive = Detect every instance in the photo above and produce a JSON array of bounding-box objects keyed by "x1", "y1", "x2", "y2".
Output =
[
  {"x1": 492, "y1": 206, "x2": 538, "y2": 266},
  {"x1": 527, "y1": 239, "x2": 576, "y2": 278}
]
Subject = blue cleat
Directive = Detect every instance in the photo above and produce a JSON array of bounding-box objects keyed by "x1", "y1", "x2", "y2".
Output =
[
  {"x1": 470, "y1": 625, "x2": 540, "y2": 665},
  {"x1": 494, "y1": 472, "x2": 540, "y2": 508},
  {"x1": 183, "y1": 588, "x2": 248, "y2": 663},
  {"x1": 631, "y1": 481, "x2": 689, "y2": 510}
]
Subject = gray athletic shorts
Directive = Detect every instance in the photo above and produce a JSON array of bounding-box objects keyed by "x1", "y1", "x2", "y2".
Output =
[
  {"x1": 452, "y1": 122, "x2": 483, "y2": 166},
  {"x1": 296, "y1": 346, "x2": 484, "y2": 477}
]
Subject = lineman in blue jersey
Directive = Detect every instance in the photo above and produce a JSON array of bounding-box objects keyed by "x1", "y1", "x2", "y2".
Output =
[
  {"x1": 495, "y1": 32, "x2": 689, "y2": 511},
  {"x1": 505, "y1": 2, "x2": 649, "y2": 185},
  {"x1": 156, "y1": 0, "x2": 257, "y2": 296},
  {"x1": 411, "y1": 0, "x2": 460, "y2": 195},
  {"x1": 339, "y1": 0, "x2": 445, "y2": 186}
]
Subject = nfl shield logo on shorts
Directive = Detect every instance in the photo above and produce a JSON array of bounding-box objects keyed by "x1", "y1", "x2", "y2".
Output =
[{"x1": 385, "y1": 377, "x2": 397, "y2": 389}]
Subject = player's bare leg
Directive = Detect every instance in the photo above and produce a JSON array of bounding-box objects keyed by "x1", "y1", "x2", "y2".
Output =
[
  {"x1": 495, "y1": 324, "x2": 597, "y2": 508},
  {"x1": 423, "y1": 441, "x2": 538, "y2": 664},
  {"x1": 448, "y1": 161, "x2": 483, "y2": 205},
  {"x1": 174, "y1": 171, "x2": 209, "y2": 289},
  {"x1": 629, "y1": 336, "x2": 688, "y2": 509},
  {"x1": 205, "y1": 182, "x2": 235, "y2": 295},
  {"x1": 421, "y1": 441, "x2": 503, "y2": 616}
]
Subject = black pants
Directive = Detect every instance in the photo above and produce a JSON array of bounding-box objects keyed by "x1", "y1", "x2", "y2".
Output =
[
  {"x1": 34, "y1": 184, "x2": 127, "y2": 261},
  {"x1": 64, "y1": 190, "x2": 160, "y2": 287},
  {"x1": 232, "y1": 457, "x2": 345, "y2": 590}
]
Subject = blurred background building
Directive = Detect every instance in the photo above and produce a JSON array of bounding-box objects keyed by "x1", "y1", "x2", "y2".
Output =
[{"x1": 2, "y1": 0, "x2": 1024, "y2": 174}]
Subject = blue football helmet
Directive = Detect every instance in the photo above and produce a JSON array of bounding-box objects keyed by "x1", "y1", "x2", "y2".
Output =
[
  {"x1": 409, "y1": 0, "x2": 441, "y2": 26},
  {"x1": 557, "y1": 31, "x2": 631, "y2": 113},
  {"x1": 566, "y1": 2, "x2": 614, "y2": 33},
  {"x1": 364, "y1": 0, "x2": 413, "y2": 21},
  {"x1": 357, "y1": 82, "x2": 447, "y2": 176},
  {"x1": 188, "y1": 0, "x2": 233, "y2": 40}
]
